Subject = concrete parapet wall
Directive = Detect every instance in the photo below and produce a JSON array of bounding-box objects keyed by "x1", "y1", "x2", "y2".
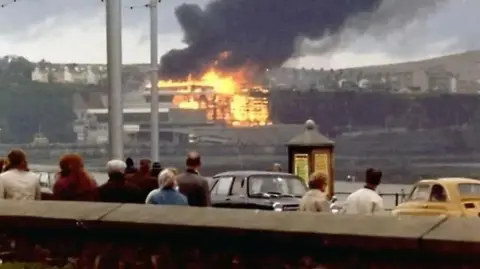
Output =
[{"x1": 0, "y1": 201, "x2": 477, "y2": 268}]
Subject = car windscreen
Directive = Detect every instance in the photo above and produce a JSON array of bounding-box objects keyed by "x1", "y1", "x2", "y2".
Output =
[
  {"x1": 407, "y1": 184, "x2": 430, "y2": 201},
  {"x1": 457, "y1": 183, "x2": 480, "y2": 196},
  {"x1": 248, "y1": 175, "x2": 307, "y2": 197}
]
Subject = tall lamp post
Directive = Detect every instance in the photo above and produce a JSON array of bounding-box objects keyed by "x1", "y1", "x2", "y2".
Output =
[
  {"x1": 149, "y1": 0, "x2": 160, "y2": 162},
  {"x1": 105, "y1": 0, "x2": 124, "y2": 160}
]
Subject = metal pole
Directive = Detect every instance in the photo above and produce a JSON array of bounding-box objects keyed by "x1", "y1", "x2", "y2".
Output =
[
  {"x1": 150, "y1": 0, "x2": 160, "y2": 162},
  {"x1": 106, "y1": 0, "x2": 124, "y2": 160}
]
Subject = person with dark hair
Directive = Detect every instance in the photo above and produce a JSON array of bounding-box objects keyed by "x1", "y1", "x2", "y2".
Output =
[
  {"x1": 299, "y1": 172, "x2": 331, "y2": 212},
  {"x1": 125, "y1": 157, "x2": 138, "y2": 175},
  {"x1": 341, "y1": 168, "x2": 384, "y2": 215},
  {"x1": 128, "y1": 159, "x2": 158, "y2": 200},
  {"x1": 175, "y1": 152, "x2": 211, "y2": 207},
  {"x1": 150, "y1": 162, "x2": 162, "y2": 177},
  {"x1": 0, "y1": 149, "x2": 41, "y2": 200}
]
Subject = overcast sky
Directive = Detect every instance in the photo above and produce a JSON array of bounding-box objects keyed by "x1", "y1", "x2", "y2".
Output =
[{"x1": 0, "y1": 0, "x2": 477, "y2": 69}]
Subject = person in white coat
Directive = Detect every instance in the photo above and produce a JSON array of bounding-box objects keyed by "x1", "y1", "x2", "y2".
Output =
[
  {"x1": 341, "y1": 168, "x2": 384, "y2": 215},
  {"x1": 0, "y1": 149, "x2": 41, "y2": 200}
]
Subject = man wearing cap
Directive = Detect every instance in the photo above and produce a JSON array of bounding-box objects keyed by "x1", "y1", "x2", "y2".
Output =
[{"x1": 97, "y1": 160, "x2": 143, "y2": 204}]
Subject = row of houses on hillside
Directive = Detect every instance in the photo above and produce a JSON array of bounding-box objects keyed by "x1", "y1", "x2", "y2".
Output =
[
  {"x1": 266, "y1": 66, "x2": 480, "y2": 94},
  {"x1": 31, "y1": 61, "x2": 107, "y2": 85}
]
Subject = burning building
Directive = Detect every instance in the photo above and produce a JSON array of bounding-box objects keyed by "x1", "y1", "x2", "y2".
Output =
[{"x1": 145, "y1": 69, "x2": 270, "y2": 127}]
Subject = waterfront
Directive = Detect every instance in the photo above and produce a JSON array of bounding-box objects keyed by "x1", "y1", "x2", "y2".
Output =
[{"x1": 31, "y1": 164, "x2": 412, "y2": 209}]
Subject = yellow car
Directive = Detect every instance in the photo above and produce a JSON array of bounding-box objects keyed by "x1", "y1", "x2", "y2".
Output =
[{"x1": 392, "y1": 177, "x2": 480, "y2": 217}]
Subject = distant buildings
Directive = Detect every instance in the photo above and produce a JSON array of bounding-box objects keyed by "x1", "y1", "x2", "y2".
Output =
[
  {"x1": 31, "y1": 61, "x2": 107, "y2": 85},
  {"x1": 266, "y1": 65, "x2": 480, "y2": 94}
]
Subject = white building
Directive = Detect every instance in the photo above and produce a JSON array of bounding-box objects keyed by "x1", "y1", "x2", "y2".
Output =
[
  {"x1": 31, "y1": 67, "x2": 49, "y2": 83},
  {"x1": 63, "y1": 66, "x2": 73, "y2": 83},
  {"x1": 31, "y1": 63, "x2": 107, "y2": 85},
  {"x1": 449, "y1": 77, "x2": 458, "y2": 93},
  {"x1": 86, "y1": 66, "x2": 99, "y2": 85}
]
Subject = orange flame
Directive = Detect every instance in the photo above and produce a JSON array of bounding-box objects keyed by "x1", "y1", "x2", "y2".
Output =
[{"x1": 157, "y1": 68, "x2": 270, "y2": 127}]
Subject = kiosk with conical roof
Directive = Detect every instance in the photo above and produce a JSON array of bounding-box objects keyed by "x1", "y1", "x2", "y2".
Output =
[{"x1": 286, "y1": 119, "x2": 335, "y2": 198}]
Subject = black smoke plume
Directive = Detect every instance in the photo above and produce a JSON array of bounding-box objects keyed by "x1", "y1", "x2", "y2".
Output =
[{"x1": 159, "y1": 0, "x2": 388, "y2": 79}]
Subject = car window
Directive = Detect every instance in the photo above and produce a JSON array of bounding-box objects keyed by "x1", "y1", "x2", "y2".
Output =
[
  {"x1": 429, "y1": 184, "x2": 448, "y2": 202},
  {"x1": 408, "y1": 184, "x2": 430, "y2": 201},
  {"x1": 248, "y1": 175, "x2": 307, "y2": 196},
  {"x1": 231, "y1": 177, "x2": 246, "y2": 195},
  {"x1": 458, "y1": 183, "x2": 480, "y2": 196},
  {"x1": 210, "y1": 179, "x2": 219, "y2": 193},
  {"x1": 212, "y1": 177, "x2": 233, "y2": 195}
]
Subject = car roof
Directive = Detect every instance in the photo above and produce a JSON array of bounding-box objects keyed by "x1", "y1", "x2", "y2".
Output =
[
  {"x1": 418, "y1": 177, "x2": 480, "y2": 185},
  {"x1": 213, "y1": 170, "x2": 295, "y2": 178}
]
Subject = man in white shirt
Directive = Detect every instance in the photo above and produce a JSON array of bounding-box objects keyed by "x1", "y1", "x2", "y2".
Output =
[
  {"x1": 341, "y1": 168, "x2": 384, "y2": 215},
  {"x1": 0, "y1": 149, "x2": 41, "y2": 200}
]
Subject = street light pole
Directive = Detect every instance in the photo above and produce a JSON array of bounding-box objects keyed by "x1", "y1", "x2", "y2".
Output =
[
  {"x1": 105, "y1": 0, "x2": 124, "y2": 160},
  {"x1": 149, "y1": 0, "x2": 160, "y2": 162}
]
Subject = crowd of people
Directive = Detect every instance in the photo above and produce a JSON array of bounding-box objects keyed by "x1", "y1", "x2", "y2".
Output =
[
  {"x1": 0, "y1": 149, "x2": 211, "y2": 207},
  {"x1": 0, "y1": 148, "x2": 385, "y2": 215}
]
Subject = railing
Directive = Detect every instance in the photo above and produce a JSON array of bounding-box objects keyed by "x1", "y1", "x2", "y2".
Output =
[
  {"x1": 335, "y1": 190, "x2": 408, "y2": 210},
  {"x1": 380, "y1": 191, "x2": 407, "y2": 206}
]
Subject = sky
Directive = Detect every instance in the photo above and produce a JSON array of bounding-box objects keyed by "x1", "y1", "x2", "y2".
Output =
[{"x1": 0, "y1": 0, "x2": 478, "y2": 69}]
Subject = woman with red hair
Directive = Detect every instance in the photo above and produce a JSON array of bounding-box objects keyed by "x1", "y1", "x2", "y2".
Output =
[{"x1": 53, "y1": 154, "x2": 98, "y2": 201}]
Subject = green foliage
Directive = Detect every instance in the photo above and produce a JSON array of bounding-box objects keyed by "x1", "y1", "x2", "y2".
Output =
[
  {"x1": 0, "y1": 57, "x2": 77, "y2": 143},
  {"x1": 0, "y1": 56, "x2": 35, "y2": 84}
]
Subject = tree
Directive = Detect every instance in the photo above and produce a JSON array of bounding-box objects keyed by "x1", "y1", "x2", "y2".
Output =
[
  {"x1": 0, "y1": 56, "x2": 34, "y2": 83},
  {"x1": 0, "y1": 84, "x2": 76, "y2": 143}
]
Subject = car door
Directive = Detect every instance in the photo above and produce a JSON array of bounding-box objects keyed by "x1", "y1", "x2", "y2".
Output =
[
  {"x1": 210, "y1": 176, "x2": 234, "y2": 208},
  {"x1": 394, "y1": 183, "x2": 431, "y2": 216},
  {"x1": 228, "y1": 177, "x2": 250, "y2": 209}
]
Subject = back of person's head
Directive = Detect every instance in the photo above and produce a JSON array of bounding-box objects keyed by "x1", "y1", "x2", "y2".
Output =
[
  {"x1": 272, "y1": 163, "x2": 282, "y2": 172},
  {"x1": 158, "y1": 169, "x2": 176, "y2": 189},
  {"x1": 7, "y1": 149, "x2": 27, "y2": 171},
  {"x1": 186, "y1": 152, "x2": 201, "y2": 168},
  {"x1": 165, "y1": 167, "x2": 179, "y2": 176},
  {"x1": 107, "y1": 160, "x2": 127, "y2": 175},
  {"x1": 139, "y1": 159, "x2": 151, "y2": 172},
  {"x1": 125, "y1": 157, "x2": 134, "y2": 168},
  {"x1": 152, "y1": 162, "x2": 162, "y2": 171},
  {"x1": 60, "y1": 153, "x2": 95, "y2": 189},
  {"x1": 308, "y1": 171, "x2": 327, "y2": 190},
  {"x1": 150, "y1": 162, "x2": 163, "y2": 177},
  {"x1": 365, "y1": 168, "x2": 382, "y2": 186},
  {"x1": 59, "y1": 154, "x2": 84, "y2": 173},
  {"x1": 69, "y1": 154, "x2": 84, "y2": 173},
  {"x1": 58, "y1": 155, "x2": 72, "y2": 177}
]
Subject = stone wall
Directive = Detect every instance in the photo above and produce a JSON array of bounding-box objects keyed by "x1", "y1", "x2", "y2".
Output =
[{"x1": 0, "y1": 201, "x2": 478, "y2": 268}]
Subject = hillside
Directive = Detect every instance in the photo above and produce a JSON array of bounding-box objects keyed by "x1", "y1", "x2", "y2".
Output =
[{"x1": 348, "y1": 50, "x2": 480, "y2": 82}]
